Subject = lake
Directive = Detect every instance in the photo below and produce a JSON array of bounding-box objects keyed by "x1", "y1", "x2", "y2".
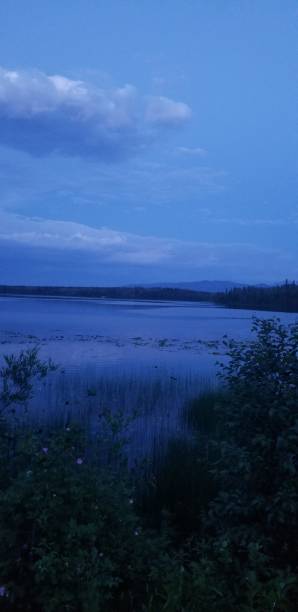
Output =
[
  {"x1": 0, "y1": 296, "x2": 297, "y2": 458},
  {"x1": 1, "y1": 295, "x2": 297, "y2": 371}
]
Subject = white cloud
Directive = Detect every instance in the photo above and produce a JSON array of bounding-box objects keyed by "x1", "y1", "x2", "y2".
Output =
[
  {"x1": 0, "y1": 68, "x2": 191, "y2": 159},
  {"x1": 145, "y1": 96, "x2": 192, "y2": 126},
  {"x1": 0, "y1": 213, "x2": 173, "y2": 264},
  {"x1": 0, "y1": 212, "x2": 289, "y2": 274}
]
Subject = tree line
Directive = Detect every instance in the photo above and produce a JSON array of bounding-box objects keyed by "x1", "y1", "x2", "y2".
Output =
[
  {"x1": 0, "y1": 284, "x2": 210, "y2": 302},
  {"x1": 214, "y1": 280, "x2": 298, "y2": 312},
  {"x1": 0, "y1": 281, "x2": 297, "y2": 312}
]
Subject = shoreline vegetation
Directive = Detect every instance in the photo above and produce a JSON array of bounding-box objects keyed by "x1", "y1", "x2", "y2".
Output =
[
  {"x1": 0, "y1": 318, "x2": 297, "y2": 610},
  {"x1": 0, "y1": 280, "x2": 298, "y2": 312}
]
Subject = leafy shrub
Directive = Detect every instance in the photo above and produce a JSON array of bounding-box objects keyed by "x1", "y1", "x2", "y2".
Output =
[
  {"x1": 0, "y1": 423, "x2": 174, "y2": 611},
  {"x1": 0, "y1": 319, "x2": 297, "y2": 611},
  {"x1": 208, "y1": 318, "x2": 298, "y2": 569},
  {"x1": 0, "y1": 351, "x2": 165, "y2": 610},
  {"x1": 0, "y1": 348, "x2": 56, "y2": 414},
  {"x1": 145, "y1": 539, "x2": 298, "y2": 612}
]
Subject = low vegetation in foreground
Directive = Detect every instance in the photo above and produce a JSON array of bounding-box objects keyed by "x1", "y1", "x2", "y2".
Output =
[{"x1": 0, "y1": 318, "x2": 297, "y2": 611}]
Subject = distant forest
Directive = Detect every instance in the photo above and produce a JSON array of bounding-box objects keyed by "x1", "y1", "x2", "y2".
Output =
[
  {"x1": 0, "y1": 285, "x2": 209, "y2": 302},
  {"x1": 0, "y1": 281, "x2": 297, "y2": 313},
  {"x1": 215, "y1": 281, "x2": 298, "y2": 313}
]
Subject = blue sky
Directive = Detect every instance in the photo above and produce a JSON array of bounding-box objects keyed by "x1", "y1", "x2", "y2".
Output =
[{"x1": 0, "y1": 0, "x2": 297, "y2": 285}]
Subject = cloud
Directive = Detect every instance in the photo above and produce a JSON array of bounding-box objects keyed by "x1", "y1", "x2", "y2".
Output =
[
  {"x1": 0, "y1": 68, "x2": 191, "y2": 159},
  {"x1": 0, "y1": 213, "x2": 172, "y2": 264},
  {"x1": 145, "y1": 96, "x2": 192, "y2": 126},
  {"x1": 177, "y1": 146, "x2": 207, "y2": 157},
  {"x1": 0, "y1": 213, "x2": 291, "y2": 278},
  {"x1": 209, "y1": 217, "x2": 289, "y2": 227}
]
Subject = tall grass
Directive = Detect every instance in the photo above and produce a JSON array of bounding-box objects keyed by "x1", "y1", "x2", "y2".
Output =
[
  {"x1": 27, "y1": 367, "x2": 216, "y2": 465},
  {"x1": 137, "y1": 389, "x2": 222, "y2": 539},
  {"x1": 2, "y1": 350, "x2": 223, "y2": 540}
]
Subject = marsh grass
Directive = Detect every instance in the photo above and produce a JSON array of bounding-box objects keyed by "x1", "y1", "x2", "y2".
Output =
[
  {"x1": 137, "y1": 436, "x2": 218, "y2": 540},
  {"x1": 184, "y1": 388, "x2": 226, "y2": 435},
  {"x1": 137, "y1": 388, "x2": 223, "y2": 538},
  {"x1": 27, "y1": 367, "x2": 215, "y2": 464}
]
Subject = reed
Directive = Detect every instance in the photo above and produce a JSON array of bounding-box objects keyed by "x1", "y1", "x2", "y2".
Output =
[{"x1": 27, "y1": 367, "x2": 216, "y2": 464}]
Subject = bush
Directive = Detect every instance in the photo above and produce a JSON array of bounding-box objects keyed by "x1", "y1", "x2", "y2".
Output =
[
  {"x1": 207, "y1": 318, "x2": 298, "y2": 570},
  {"x1": 145, "y1": 540, "x2": 298, "y2": 612},
  {"x1": 0, "y1": 351, "x2": 166, "y2": 611},
  {"x1": 0, "y1": 425, "x2": 159, "y2": 610},
  {"x1": 0, "y1": 319, "x2": 297, "y2": 611}
]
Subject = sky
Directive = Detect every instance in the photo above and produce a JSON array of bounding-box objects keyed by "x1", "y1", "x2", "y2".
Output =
[{"x1": 0, "y1": 0, "x2": 297, "y2": 285}]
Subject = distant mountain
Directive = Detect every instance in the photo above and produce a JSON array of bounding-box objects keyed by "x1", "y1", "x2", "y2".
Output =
[{"x1": 143, "y1": 280, "x2": 250, "y2": 293}]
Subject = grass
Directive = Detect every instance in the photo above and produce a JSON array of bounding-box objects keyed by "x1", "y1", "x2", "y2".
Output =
[
  {"x1": 184, "y1": 389, "x2": 226, "y2": 435},
  {"x1": 136, "y1": 388, "x2": 223, "y2": 539},
  {"x1": 26, "y1": 367, "x2": 216, "y2": 466},
  {"x1": 137, "y1": 436, "x2": 218, "y2": 540}
]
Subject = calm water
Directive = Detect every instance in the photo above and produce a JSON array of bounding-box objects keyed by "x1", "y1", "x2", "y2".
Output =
[
  {"x1": 0, "y1": 295, "x2": 297, "y2": 375},
  {"x1": 0, "y1": 296, "x2": 297, "y2": 459}
]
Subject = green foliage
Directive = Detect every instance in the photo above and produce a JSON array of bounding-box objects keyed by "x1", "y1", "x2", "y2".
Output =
[
  {"x1": 0, "y1": 320, "x2": 297, "y2": 610},
  {"x1": 0, "y1": 424, "x2": 171, "y2": 611},
  {"x1": 140, "y1": 318, "x2": 298, "y2": 610},
  {"x1": 208, "y1": 318, "x2": 298, "y2": 568},
  {"x1": 0, "y1": 348, "x2": 56, "y2": 413},
  {"x1": 144, "y1": 540, "x2": 298, "y2": 611},
  {"x1": 0, "y1": 352, "x2": 158, "y2": 610}
]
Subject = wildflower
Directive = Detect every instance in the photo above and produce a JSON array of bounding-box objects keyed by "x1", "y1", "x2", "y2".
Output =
[
  {"x1": 134, "y1": 529, "x2": 139, "y2": 536},
  {"x1": 26, "y1": 470, "x2": 32, "y2": 477},
  {"x1": 129, "y1": 498, "x2": 134, "y2": 505},
  {"x1": 76, "y1": 457, "x2": 83, "y2": 465},
  {"x1": 66, "y1": 427, "x2": 70, "y2": 431},
  {"x1": 42, "y1": 447, "x2": 48, "y2": 454}
]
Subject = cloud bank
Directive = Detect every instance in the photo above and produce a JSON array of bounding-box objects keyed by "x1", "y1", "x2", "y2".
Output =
[
  {"x1": 0, "y1": 68, "x2": 191, "y2": 160},
  {"x1": 0, "y1": 213, "x2": 290, "y2": 276}
]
